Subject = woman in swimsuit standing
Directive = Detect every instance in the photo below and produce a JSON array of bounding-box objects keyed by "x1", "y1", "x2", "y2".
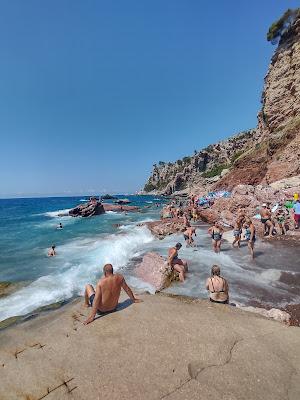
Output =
[
  {"x1": 205, "y1": 265, "x2": 229, "y2": 304},
  {"x1": 208, "y1": 222, "x2": 223, "y2": 253}
]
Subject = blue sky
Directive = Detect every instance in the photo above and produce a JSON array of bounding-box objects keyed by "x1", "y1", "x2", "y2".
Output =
[{"x1": 0, "y1": 0, "x2": 298, "y2": 197}]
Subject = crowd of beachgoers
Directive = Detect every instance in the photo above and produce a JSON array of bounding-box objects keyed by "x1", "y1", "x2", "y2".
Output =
[{"x1": 43, "y1": 191, "x2": 300, "y2": 325}]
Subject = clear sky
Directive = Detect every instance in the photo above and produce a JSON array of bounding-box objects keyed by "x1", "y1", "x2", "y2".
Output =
[{"x1": 0, "y1": 0, "x2": 298, "y2": 197}]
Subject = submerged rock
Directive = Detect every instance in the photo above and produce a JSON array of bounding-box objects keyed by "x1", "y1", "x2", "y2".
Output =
[{"x1": 135, "y1": 252, "x2": 179, "y2": 291}]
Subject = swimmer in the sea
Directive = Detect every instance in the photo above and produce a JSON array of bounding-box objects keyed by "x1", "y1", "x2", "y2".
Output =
[
  {"x1": 48, "y1": 245, "x2": 56, "y2": 257},
  {"x1": 56, "y1": 223, "x2": 63, "y2": 230}
]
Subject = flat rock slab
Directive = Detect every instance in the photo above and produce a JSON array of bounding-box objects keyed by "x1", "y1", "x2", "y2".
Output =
[{"x1": 0, "y1": 294, "x2": 299, "y2": 400}]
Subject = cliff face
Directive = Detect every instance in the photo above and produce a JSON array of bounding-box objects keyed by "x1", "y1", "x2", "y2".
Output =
[
  {"x1": 215, "y1": 11, "x2": 300, "y2": 190},
  {"x1": 144, "y1": 10, "x2": 300, "y2": 195},
  {"x1": 144, "y1": 130, "x2": 260, "y2": 195}
]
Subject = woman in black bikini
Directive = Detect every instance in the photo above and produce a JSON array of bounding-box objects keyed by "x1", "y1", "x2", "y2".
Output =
[
  {"x1": 205, "y1": 265, "x2": 229, "y2": 304},
  {"x1": 208, "y1": 222, "x2": 223, "y2": 253}
]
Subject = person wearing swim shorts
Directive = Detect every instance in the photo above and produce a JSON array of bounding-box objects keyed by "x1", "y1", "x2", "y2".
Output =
[
  {"x1": 243, "y1": 218, "x2": 256, "y2": 259},
  {"x1": 168, "y1": 243, "x2": 188, "y2": 282},
  {"x1": 84, "y1": 264, "x2": 142, "y2": 325},
  {"x1": 183, "y1": 227, "x2": 197, "y2": 247},
  {"x1": 232, "y1": 218, "x2": 243, "y2": 248},
  {"x1": 205, "y1": 265, "x2": 229, "y2": 304},
  {"x1": 292, "y1": 199, "x2": 300, "y2": 229},
  {"x1": 259, "y1": 204, "x2": 274, "y2": 237},
  {"x1": 208, "y1": 222, "x2": 223, "y2": 253}
]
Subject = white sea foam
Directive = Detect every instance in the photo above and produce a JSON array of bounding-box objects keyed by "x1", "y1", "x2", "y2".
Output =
[
  {"x1": 45, "y1": 208, "x2": 72, "y2": 218},
  {"x1": 0, "y1": 225, "x2": 154, "y2": 322}
]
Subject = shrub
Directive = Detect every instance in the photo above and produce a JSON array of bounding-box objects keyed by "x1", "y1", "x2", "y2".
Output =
[
  {"x1": 267, "y1": 8, "x2": 299, "y2": 43},
  {"x1": 182, "y1": 156, "x2": 191, "y2": 164},
  {"x1": 144, "y1": 182, "x2": 156, "y2": 192},
  {"x1": 231, "y1": 150, "x2": 244, "y2": 163},
  {"x1": 202, "y1": 164, "x2": 229, "y2": 178}
]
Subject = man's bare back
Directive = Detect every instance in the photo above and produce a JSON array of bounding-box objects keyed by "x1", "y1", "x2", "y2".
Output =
[
  {"x1": 84, "y1": 264, "x2": 141, "y2": 325},
  {"x1": 97, "y1": 274, "x2": 124, "y2": 312}
]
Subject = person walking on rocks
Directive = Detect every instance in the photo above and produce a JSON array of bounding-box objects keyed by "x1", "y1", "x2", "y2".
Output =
[
  {"x1": 168, "y1": 243, "x2": 188, "y2": 282},
  {"x1": 208, "y1": 222, "x2": 223, "y2": 253},
  {"x1": 183, "y1": 213, "x2": 191, "y2": 228},
  {"x1": 205, "y1": 265, "x2": 229, "y2": 304},
  {"x1": 292, "y1": 199, "x2": 300, "y2": 229},
  {"x1": 260, "y1": 204, "x2": 274, "y2": 237}
]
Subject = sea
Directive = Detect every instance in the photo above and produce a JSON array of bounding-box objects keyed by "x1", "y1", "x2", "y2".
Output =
[{"x1": 0, "y1": 195, "x2": 300, "y2": 323}]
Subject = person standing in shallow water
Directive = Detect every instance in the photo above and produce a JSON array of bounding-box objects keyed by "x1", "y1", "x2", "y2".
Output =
[
  {"x1": 205, "y1": 265, "x2": 229, "y2": 304},
  {"x1": 183, "y1": 226, "x2": 197, "y2": 247},
  {"x1": 243, "y1": 218, "x2": 256, "y2": 259},
  {"x1": 208, "y1": 222, "x2": 223, "y2": 253},
  {"x1": 232, "y1": 217, "x2": 243, "y2": 248}
]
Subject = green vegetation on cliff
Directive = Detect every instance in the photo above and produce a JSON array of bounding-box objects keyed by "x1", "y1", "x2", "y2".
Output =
[{"x1": 267, "y1": 8, "x2": 299, "y2": 43}]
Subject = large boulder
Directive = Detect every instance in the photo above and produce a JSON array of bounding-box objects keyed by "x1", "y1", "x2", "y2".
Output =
[
  {"x1": 146, "y1": 218, "x2": 185, "y2": 239},
  {"x1": 69, "y1": 201, "x2": 105, "y2": 217},
  {"x1": 135, "y1": 252, "x2": 179, "y2": 291}
]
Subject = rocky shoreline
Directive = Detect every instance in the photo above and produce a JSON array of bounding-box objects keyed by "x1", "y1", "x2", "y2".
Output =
[{"x1": 1, "y1": 292, "x2": 300, "y2": 400}]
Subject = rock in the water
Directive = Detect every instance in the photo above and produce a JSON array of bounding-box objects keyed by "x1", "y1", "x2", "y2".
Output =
[
  {"x1": 69, "y1": 200, "x2": 105, "y2": 217},
  {"x1": 103, "y1": 203, "x2": 139, "y2": 212},
  {"x1": 146, "y1": 218, "x2": 185, "y2": 239},
  {"x1": 135, "y1": 252, "x2": 179, "y2": 291}
]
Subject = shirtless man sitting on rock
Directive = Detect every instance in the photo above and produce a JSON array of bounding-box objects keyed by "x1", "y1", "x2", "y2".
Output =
[
  {"x1": 168, "y1": 243, "x2": 188, "y2": 282},
  {"x1": 84, "y1": 264, "x2": 141, "y2": 325},
  {"x1": 260, "y1": 203, "x2": 274, "y2": 237}
]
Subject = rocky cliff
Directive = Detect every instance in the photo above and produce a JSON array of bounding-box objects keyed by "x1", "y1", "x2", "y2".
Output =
[
  {"x1": 144, "y1": 9, "x2": 300, "y2": 195},
  {"x1": 144, "y1": 129, "x2": 260, "y2": 195}
]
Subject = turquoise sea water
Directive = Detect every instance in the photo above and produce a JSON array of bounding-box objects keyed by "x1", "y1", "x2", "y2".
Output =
[{"x1": 0, "y1": 195, "x2": 300, "y2": 322}]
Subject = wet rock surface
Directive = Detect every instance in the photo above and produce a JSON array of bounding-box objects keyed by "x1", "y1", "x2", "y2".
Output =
[
  {"x1": 146, "y1": 218, "x2": 185, "y2": 239},
  {"x1": 135, "y1": 252, "x2": 179, "y2": 291}
]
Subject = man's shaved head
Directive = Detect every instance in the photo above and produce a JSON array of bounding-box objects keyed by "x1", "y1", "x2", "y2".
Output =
[{"x1": 103, "y1": 264, "x2": 114, "y2": 275}]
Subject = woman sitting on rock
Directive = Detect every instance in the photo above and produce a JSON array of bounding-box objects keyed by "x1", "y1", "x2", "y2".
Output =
[
  {"x1": 208, "y1": 222, "x2": 223, "y2": 253},
  {"x1": 205, "y1": 265, "x2": 229, "y2": 304}
]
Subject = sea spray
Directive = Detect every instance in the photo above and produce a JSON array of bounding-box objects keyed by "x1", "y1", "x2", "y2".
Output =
[{"x1": 0, "y1": 225, "x2": 154, "y2": 321}]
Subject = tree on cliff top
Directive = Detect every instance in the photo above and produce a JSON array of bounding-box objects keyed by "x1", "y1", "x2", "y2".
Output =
[{"x1": 267, "y1": 8, "x2": 299, "y2": 44}]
